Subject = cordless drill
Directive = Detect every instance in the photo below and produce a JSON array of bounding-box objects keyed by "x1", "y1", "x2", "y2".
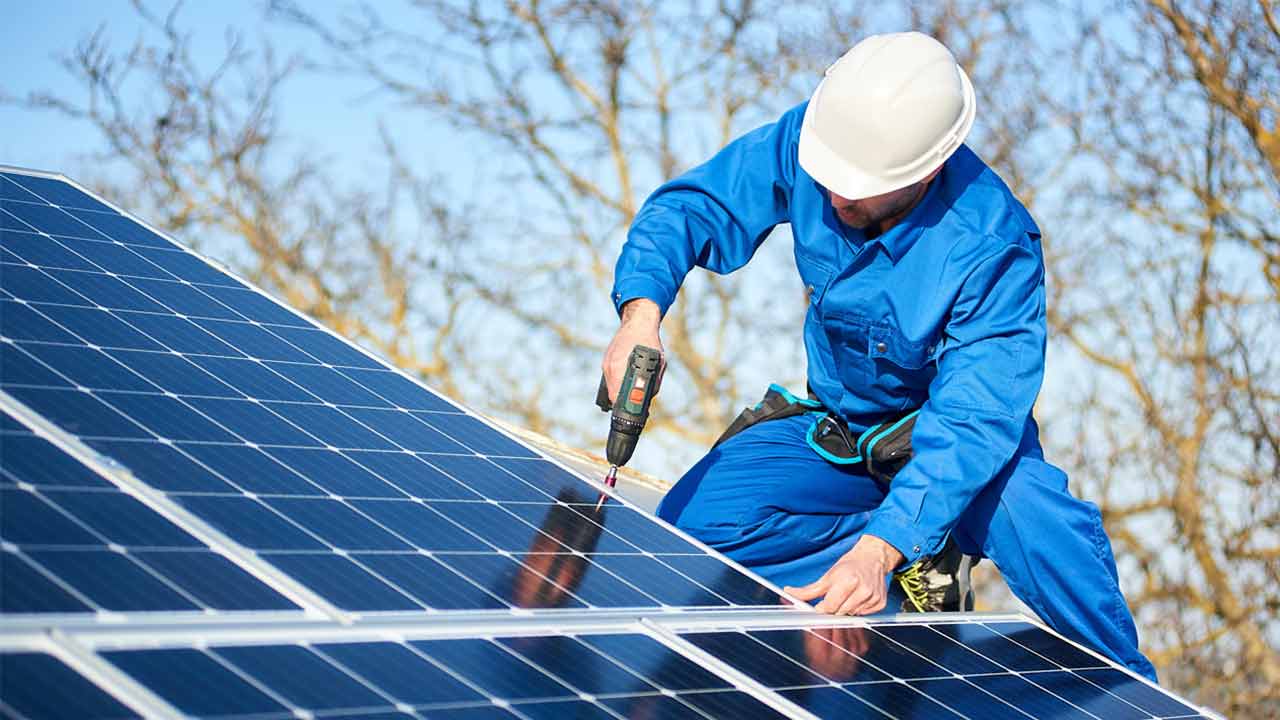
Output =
[{"x1": 595, "y1": 345, "x2": 662, "y2": 508}]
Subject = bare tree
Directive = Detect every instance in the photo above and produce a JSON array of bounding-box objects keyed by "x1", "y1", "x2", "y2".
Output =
[{"x1": 1045, "y1": 0, "x2": 1279, "y2": 714}]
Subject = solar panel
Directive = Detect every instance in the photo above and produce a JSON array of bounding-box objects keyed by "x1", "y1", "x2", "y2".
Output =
[
  {"x1": 0, "y1": 167, "x2": 1217, "y2": 719},
  {"x1": 0, "y1": 167, "x2": 783, "y2": 614},
  {"x1": 0, "y1": 411, "x2": 298, "y2": 614}
]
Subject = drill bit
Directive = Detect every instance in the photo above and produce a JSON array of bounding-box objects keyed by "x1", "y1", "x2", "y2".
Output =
[{"x1": 595, "y1": 465, "x2": 618, "y2": 511}]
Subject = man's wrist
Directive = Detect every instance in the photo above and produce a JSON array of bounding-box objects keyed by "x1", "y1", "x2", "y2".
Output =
[
  {"x1": 856, "y1": 534, "x2": 905, "y2": 571},
  {"x1": 620, "y1": 298, "x2": 662, "y2": 326}
]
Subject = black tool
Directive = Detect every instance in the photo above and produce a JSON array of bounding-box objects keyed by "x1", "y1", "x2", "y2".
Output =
[{"x1": 595, "y1": 345, "x2": 663, "y2": 509}]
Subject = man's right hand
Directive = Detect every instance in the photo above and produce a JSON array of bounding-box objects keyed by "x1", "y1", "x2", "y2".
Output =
[{"x1": 602, "y1": 298, "x2": 664, "y2": 405}]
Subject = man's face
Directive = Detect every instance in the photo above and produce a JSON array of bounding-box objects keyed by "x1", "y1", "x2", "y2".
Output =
[{"x1": 828, "y1": 181, "x2": 927, "y2": 230}]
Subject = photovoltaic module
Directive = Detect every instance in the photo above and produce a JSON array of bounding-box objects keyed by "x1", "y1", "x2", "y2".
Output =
[{"x1": 0, "y1": 166, "x2": 1216, "y2": 719}]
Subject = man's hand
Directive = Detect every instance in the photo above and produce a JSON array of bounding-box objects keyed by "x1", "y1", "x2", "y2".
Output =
[
  {"x1": 784, "y1": 535, "x2": 905, "y2": 615},
  {"x1": 602, "y1": 298, "x2": 664, "y2": 404}
]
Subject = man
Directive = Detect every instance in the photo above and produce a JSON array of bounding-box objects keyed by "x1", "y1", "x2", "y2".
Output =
[{"x1": 601, "y1": 32, "x2": 1158, "y2": 681}]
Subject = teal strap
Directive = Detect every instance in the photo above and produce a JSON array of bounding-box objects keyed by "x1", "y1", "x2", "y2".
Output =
[
  {"x1": 860, "y1": 409, "x2": 921, "y2": 458},
  {"x1": 805, "y1": 412, "x2": 864, "y2": 465}
]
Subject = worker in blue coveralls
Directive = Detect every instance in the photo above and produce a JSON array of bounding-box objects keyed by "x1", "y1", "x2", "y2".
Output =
[{"x1": 601, "y1": 32, "x2": 1158, "y2": 681}]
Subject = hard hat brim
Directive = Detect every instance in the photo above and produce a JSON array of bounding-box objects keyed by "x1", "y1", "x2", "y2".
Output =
[{"x1": 798, "y1": 65, "x2": 977, "y2": 201}]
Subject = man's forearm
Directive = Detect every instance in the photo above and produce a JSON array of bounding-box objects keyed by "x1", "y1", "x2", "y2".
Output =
[{"x1": 620, "y1": 298, "x2": 662, "y2": 326}]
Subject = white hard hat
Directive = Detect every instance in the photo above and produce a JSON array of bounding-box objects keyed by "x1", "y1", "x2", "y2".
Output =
[{"x1": 798, "y1": 32, "x2": 976, "y2": 200}]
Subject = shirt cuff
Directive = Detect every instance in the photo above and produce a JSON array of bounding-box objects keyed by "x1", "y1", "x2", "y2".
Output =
[
  {"x1": 863, "y1": 508, "x2": 940, "y2": 567},
  {"x1": 612, "y1": 276, "x2": 676, "y2": 316}
]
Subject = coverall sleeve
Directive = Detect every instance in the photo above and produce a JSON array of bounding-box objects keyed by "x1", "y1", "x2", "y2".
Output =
[
  {"x1": 862, "y1": 241, "x2": 1047, "y2": 564},
  {"x1": 611, "y1": 104, "x2": 805, "y2": 315}
]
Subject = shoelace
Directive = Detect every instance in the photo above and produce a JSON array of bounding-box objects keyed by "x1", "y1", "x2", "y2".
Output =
[{"x1": 896, "y1": 562, "x2": 931, "y2": 612}]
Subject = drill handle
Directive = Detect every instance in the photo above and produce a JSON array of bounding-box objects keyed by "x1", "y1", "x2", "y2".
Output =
[{"x1": 595, "y1": 375, "x2": 613, "y2": 412}]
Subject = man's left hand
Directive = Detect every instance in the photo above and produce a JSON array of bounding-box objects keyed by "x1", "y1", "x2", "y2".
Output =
[{"x1": 784, "y1": 535, "x2": 905, "y2": 615}]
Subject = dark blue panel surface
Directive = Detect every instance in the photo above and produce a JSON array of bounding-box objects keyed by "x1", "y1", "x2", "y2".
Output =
[
  {"x1": 265, "y1": 362, "x2": 390, "y2": 405},
  {"x1": 909, "y1": 678, "x2": 1031, "y2": 720},
  {"x1": 416, "y1": 413, "x2": 539, "y2": 457},
  {"x1": 423, "y1": 455, "x2": 550, "y2": 501},
  {"x1": 316, "y1": 642, "x2": 486, "y2": 704},
  {"x1": 0, "y1": 432, "x2": 112, "y2": 488},
  {"x1": 352, "y1": 553, "x2": 507, "y2": 610},
  {"x1": 1023, "y1": 671, "x2": 1151, "y2": 719},
  {"x1": 264, "y1": 553, "x2": 421, "y2": 610},
  {"x1": 0, "y1": 652, "x2": 138, "y2": 720},
  {"x1": 341, "y1": 407, "x2": 470, "y2": 452},
  {"x1": 131, "y1": 551, "x2": 297, "y2": 610},
  {"x1": 1, "y1": 488, "x2": 102, "y2": 545},
  {"x1": 344, "y1": 451, "x2": 481, "y2": 499},
  {"x1": 0, "y1": 300, "x2": 80, "y2": 343},
  {"x1": 263, "y1": 447, "x2": 405, "y2": 497},
  {"x1": 86, "y1": 440, "x2": 239, "y2": 493},
  {"x1": 0, "y1": 552, "x2": 92, "y2": 613},
  {"x1": 660, "y1": 555, "x2": 780, "y2": 606},
  {"x1": 192, "y1": 318, "x2": 313, "y2": 362},
  {"x1": 124, "y1": 277, "x2": 242, "y2": 319},
  {"x1": 684, "y1": 632, "x2": 827, "y2": 687},
  {"x1": 130, "y1": 246, "x2": 245, "y2": 286},
  {"x1": 56, "y1": 237, "x2": 174, "y2": 278},
  {"x1": 262, "y1": 401, "x2": 396, "y2": 449},
  {"x1": 435, "y1": 553, "x2": 588, "y2": 610},
  {"x1": 104, "y1": 648, "x2": 287, "y2": 716},
  {"x1": 498, "y1": 635, "x2": 655, "y2": 696},
  {"x1": 263, "y1": 497, "x2": 412, "y2": 550},
  {"x1": 199, "y1": 286, "x2": 314, "y2": 326},
  {"x1": 589, "y1": 555, "x2": 726, "y2": 607},
  {"x1": 5, "y1": 387, "x2": 155, "y2": 438},
  {"x1": 781, "y1": 685, "x2": 891, "y2": 718},
  {"x1": 350, "y1": 501, "x2": 489, "y2": 550},
  {"x1": 1, "y1": 342, "x2": 76, "y2": 388},
  {"x1": 176, "y1": 443, "x2": 320, "y2": 494},
  {"x1": 412, "y1": 639, "x2": 574, "y2": 700},
  {"x1": 18, "y1": 343, "x2": 156, "y2": 392},
  {"x1": 173, "y1": 495, "x2": 325, "y2": 550},
  {"x1": 96, "y1": 392, "x2": 239, "y2": 442},
  {"x1": 189, "y1": 355, "x2": 317, "y2": 401},
  {"x1": 2, "y1": 231, "x2": 98, "y2": 270},
  {"x1": 577, "y1": 634, "x2": 731, "y2": 691},
  {"x1": 104, "y1": 349, "x2": 242, "y2": 396},
  {"x1": 337, "y1": 368, "x2": 458, "y2": 411},
  {"x1": 212, "y1": 644, "x2": 389, "y2": 710},
  {"x1": 44, "y1": 270, "x2": 168, "y2": 312},
  {"x1": 2, "y1": 265, "x2": 91, "y2": 304},
  {"x1": 3, "y1": 173, "x2": 115, "y2": 212},
  {"x1": 23, "y1": 550, "x2": 200, "y2": 611},
  {"x1": 565, "y1": 504, "x2": 703, "y2": 555},
  {"x1": 1074, "y1": 668, "x2": 1199, "y2": 717},
  {"x1": 112, "y1": 311, "x2": 242, "y2": 355},
  {"x1": 34, "y1": 305, "x2": 166, "y2": 350},
  {"x1": 42, "y1": 490, "x2": 202, "y2": 547},
  {"x1": 681, "y1": 690, "x2": 794, "y2": 720},
  {"x1": 874, "y1": 624, "x2": 1004, "y2": 675},
  {"x1": 433, "y1": 502, "x2": 566, "y2": 551},
  {"x1": 268, "y1": 326, "x2": 385, "y2": 368},
  {"x1": 841, "y1": 680, "x2": 966, "y2": 719},
  {"x1": 748, "y1": 628, "x2": 892, "y2": 684},
  {"x1": 65, "y1": 208, "x2": 175, "y2": 248},
  {"x1": 967, "y1": 674, "x2": 1096, "y2": 719},
  {"x1": 929, "y1": 620, "x2": 1057, "y2": 671},
  {"x1": 3, "y1": 200, "x2": 108, "y2": 239},
  {"x1": 985, "y1": 621, "x2": 1109, "y2": 669},
  {"x1": 182, "y1": 397, "x2": 321, "y2": 446}
]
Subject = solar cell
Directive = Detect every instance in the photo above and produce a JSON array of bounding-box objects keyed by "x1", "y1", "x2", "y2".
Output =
[
  {"x1": 0, "y1": 651, "x2": 139, "y2": 720},
  {"x1": 0, "y1": 412, "x2": 297, "y2": 614},
  {"x1": 678, "y1": 619, "x2": 1206, "y2": 719},
  {"x1": 97, "y1": 631, "x2": 793, "y2": 720}
]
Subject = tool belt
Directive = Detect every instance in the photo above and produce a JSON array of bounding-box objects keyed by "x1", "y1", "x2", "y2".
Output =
[{"x1": 714, "y1": 384, "x2": 919, "y2": 485}]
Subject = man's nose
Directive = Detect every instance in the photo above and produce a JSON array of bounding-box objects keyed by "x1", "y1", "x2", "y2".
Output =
[{"x1": 829, "y1": 192, "x2": 855, "y2": 209}]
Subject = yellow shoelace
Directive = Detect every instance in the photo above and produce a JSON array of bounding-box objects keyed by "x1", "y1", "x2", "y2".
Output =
[{"x1": 897, "y1": 562, "x2": 930, "y2": 612}]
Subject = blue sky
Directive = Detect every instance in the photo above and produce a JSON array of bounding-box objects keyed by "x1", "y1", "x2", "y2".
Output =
[{"x1": 1, "y1": 1, "x2": 451, "y2": 184}]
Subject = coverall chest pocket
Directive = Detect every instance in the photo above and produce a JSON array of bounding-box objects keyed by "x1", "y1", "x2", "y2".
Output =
[{"x1": 825, "y1": 314, "x2": 936, "y2": 409}]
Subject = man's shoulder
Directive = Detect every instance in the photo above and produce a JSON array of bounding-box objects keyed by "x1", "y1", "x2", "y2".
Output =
[{"x1": 934, "y1": 146, "x2": 1041, "y2": 253}]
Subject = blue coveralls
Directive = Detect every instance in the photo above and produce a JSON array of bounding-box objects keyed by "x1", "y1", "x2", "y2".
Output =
[{"x1": 612, "y1": 102, "x2": 1158, "y2": 681}]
